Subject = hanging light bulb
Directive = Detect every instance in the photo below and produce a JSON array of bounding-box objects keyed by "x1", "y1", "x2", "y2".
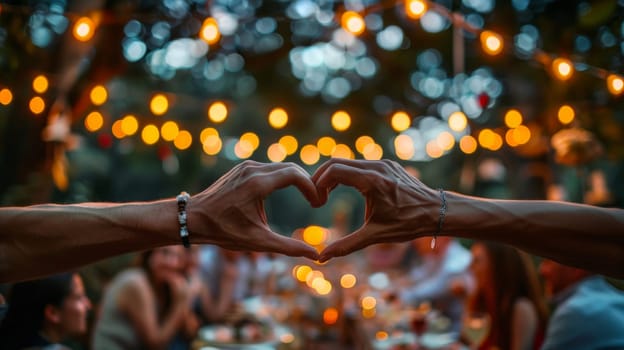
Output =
[
  {"x1": 199, "y1": 17, "x2": 221, "y2": 45},
  {"x1": 607, "y1": 74, "x2": 624, "y2": 95},
  {"x1": 552, "y1": 58, "x2": 574, "y2": 81},
  {"x1": 341, "y1": 11, "x2": 365, "y2": 36},
  {"x1": 73, "y1": 17, "x2": 96, "y2": 42},
  {"x1": 405, "y1": 0, "x2": 427, "y2": 19},
  {"x1": 480, "y1": 30, "x2": 503, "y2": 56}
]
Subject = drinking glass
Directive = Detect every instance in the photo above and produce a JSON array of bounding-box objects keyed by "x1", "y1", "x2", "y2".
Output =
[{"x1": 461, "y1": 312, "x2": 490, "y2": 349}]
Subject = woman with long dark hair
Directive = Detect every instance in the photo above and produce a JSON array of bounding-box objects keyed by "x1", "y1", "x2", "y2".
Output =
[
  {"x1": 92, "y1": 245, "x2": 191, "y2": 349},
  {"x1": 0, "y1": 272, "x2": 91, "y2": 350},
  {"x1": 466, "y1": 241, "x2": 549, "y2": 350}
]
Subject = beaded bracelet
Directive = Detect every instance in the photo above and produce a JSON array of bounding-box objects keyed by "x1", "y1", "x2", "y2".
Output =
[
  {"x1": 431, "y1": 188, "x2": 447, "y2": 250},
  {"x1": 176, "y1": 191, "x2": 191, "y2": 248}
]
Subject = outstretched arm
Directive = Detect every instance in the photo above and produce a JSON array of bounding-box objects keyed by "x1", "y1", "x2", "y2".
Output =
[
  {"x1": 313, "y1": 159, "x2": 624, "y2": 278},
  {"x1": 0, "y1": 161, "x2": 320, "y2": 283}
]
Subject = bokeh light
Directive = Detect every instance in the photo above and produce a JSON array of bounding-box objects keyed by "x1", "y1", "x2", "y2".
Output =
[
  {"x1": 73, "y1": 17, "x2": 96, "y2": 42},
  {"x1": 0, "y1": 88, "x2": 14, "y2": 105},
  {"x1": 557, "y1": 105, "x2": 575, "y2": 124},
  {"x1": 317, "y1": 136, "x2": 337, "y2": 156},
  {"x1": 150, "y1": 94, "x2": 169, "y2": 116},
  {"x1": 279, "y1": 135, "x2": 298, "y2": 155},
  {"x1": 504, "y1": 109, "x2": 523, "y2": 128},
  {"x1": 341, "y1": 11, "x2": 365, "y2": 36},
  {"x1": 208, "y1": 102, "x2": 228, "y2": 123},
  {"x1": 448, "y1": 111, "x2": 468, "y2": 132},
  {"x1": 552, "y1": 58, "x2": 574, "y2": 81},
  {"x1": 90, "y1": 85, "x2": 108, "y2": 106},
  {"x1": 405, "y1": 0, "x2": 427, "y2": 19},
  {"x1": 121, "y1": 115, "x2": 139, "y2": 136},
  {"x1": 300, "y1": 144, "x2": 320, "y2": 165},
  {"x1": 331, "y1": 110, "x2": 351, "y2": 131},
  {"x1": 32, "y1": 75, "x2": 48, "y2": 94},
  {"x1": 141, "y1": 124, "x2": 160, "y2": 145},
  {"x1": 480, "y1": 30, "x2": 503, "y2": 55},
  {"x1": 323, "y1": 308, "x2": 339, "y2": 325},
  {"x1": 174, "y1": 130, "x2": 192, "y2": 150},
  {"x1": 161, "y1": 121, "x2": 179, "y2": 141},
  {"x1": 607, "y1": 74, "x2": 624, "y2": 95},
  {"x1": 356, "y1": 135, "x2": 375, "y2": 154},
  {"x1": 267, "y1": 142, "x2": 287, "y2": 162},
  {"x1": 84, "y1": 111, "x2": 104, "y2": 132},
  {"x1": 391, "y1": 111, "x2": 411, "y2": 132},
  {"x1": 199, "y1": 17, "x2": 221, "y2": 45},
  {"x1": 202, "y1": 135, "x2": 222, "y2": 155},
  {"x1": 459, "y1": 135, "x2": 477, "y2": 154},
  {"x1": 340, "y1": 274, "x2": 357, "y2": 289},
  {"x1": 363, "y1": 143, "x2": 383, "y2": 160},
  {"x1": 268, "y1": 107, "x2": 288, "y2": 129},
  {"x1": 29, "y1": 96, "x2": 45, "y2": 115}
]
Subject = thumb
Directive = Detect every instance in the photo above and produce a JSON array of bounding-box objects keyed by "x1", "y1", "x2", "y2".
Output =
[
  {"x1": 318, "y1": 228, "x2": 370, "y2": 262},
  {"x1": 266, "y1": 232, "x2": 320, "y2": 261}
]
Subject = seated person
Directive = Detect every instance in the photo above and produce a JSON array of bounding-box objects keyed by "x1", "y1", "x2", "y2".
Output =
[
  {"x1": 399, "y1": 237, "x2": 474, "y2": 333},
  {"x1": 466, "y1": 241, "x2": 548, "y2": 350},
  {"x1": 0, "y1": 272, "x2": 92, "y2": 350},
  {"x1": 539, "y1": 259, "x2": 624, "y2": 349},
  {"x1": 92, "y1": 246, "x2": 191, "y2": 349}
]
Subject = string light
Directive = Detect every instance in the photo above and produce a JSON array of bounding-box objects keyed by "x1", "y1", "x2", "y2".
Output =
[
  {"x1": 173, "y1": 130, "x2": 192, "y2": 150},
  {"x1": 341, "y1": 11, "x2": 365, "y2": 36},
  {"x1": 121, "y1": 115, "x2": 139, "y2": 136},
  {"x1": 504, "y1": 109, "x2": 523, "y2": 128},
  {"x1": 29, "y1": 96, "x2": 45, "y2": 115},
  {"x1": 32, "y1": 75, "x2": 48, "y2": 94},
  {"x1": 552, "y1": 58, "x2": 574, "y2": 81},
  {"x1": 208, "y1": 102, "x2": 228, "y2": 123},
  {"x1": 480, "y1": 30, "x2": 503, "y2": 56},
  {"x1": 268, "y1": 107, "x2": 288, "y2": 129},
  {"x1": 150, "y1": 94, "x2": 169, "y2": 116},
  {"x1": 607, "y1": 74, "x2": 624, "y2": 95},
  {"x1": 84, "y1": 111, "x2": 104, "y2": 132},
  {"x1": 161, "y1": 121, "x2": 179, "y2": 141},
  {"x1": 267, "y1": 142, "x2": 287, "y2": 162},
  {"x1": 90, "y1": 85, "x2": 108, "y2": 106},
  {"x1": 390, "y1": 111, "x2": 411, "y2": 132},
  {"x1": 0, "y1": 88, "x2": 13, "y2": 105},
  {"x1": 279, "y1": 135, "x2": 298, "y2": 155},
  {"x1": 331, "y1": 110, "x2": 351, "y2": 131},
  {"x1": 405, "y1": 0, "x2": 427, "y2": 19},
  {"x1": 73, "y1": 16, "x2": 96, "y2": 42},
  {"x1": 300, "y1": 144, "x2": 320, "y2": 165},
  {"x1": 199, "y1": 17, "x2": 220, "y2": 45},
  {"x1": 557, "y1": 105, "x2": 575, "y2": 125},
  {"x1": 317, "y1": 136, "x2": 336, "y2": 156},
  {"x1": 141, "y1": 124, "x2": 160, "y2": 145},
  {"x1": 460, "y1": 135, "x2": 477, "y2": 154}
]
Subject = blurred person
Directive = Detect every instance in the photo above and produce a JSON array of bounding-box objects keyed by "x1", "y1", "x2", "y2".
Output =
[
  {"x1": 0, "y1": 273, "x2": 91, "y2": 350},
  {"x1": 199, "y1": 246, "x2": 251, "y2": 323},
  {"x1": 313, "y1": 159, "x2": 624, "y2": 279},
  {"x1": 92, "y1": 245, "x2": 191, "y2": 349},
  {"x1": 399, "y1": 237, "x2": 474, "y2": 333},
  {"x1": 466, "y1": 242, "x2": 548, "y2": 350},
  {"x1": 1, "y1": 161, "x2": 321, "y2": 283},
  {"x1": 539, "y1": 259, "x2": 624, "y2": 349}
]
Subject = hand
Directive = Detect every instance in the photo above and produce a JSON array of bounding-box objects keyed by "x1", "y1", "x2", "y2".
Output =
[
  {"x1": 188, "y1": 161, "x2": 321, "y2": 260},
  {"x1": 312, "y1": 159, "x2": 441, "y2": 262}
]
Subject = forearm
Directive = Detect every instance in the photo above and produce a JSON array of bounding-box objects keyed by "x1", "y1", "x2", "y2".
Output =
[
  {"x1": 0, "y1": 200, "x2": 178, "y2": 282},
  {"x1": 442, "y1": 192, "x2": 624, "y2": 278}
]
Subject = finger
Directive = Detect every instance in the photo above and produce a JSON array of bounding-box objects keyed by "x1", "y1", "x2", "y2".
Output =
[
  {"x1": 315, "y1": 162, "x2": 378, "y2": 195},
  {"x1": 255, "y1": 166, "x2": 320, "y2": 207},
  {"x1": 262, "y1": 231, "x2": 320, "y2": 260},
  {"x1": 312, "y1": 158, "x2": 372, "y2": 183},
  {"x1": 317, "y1": 227, "x2": 370, "y2": 262}
]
